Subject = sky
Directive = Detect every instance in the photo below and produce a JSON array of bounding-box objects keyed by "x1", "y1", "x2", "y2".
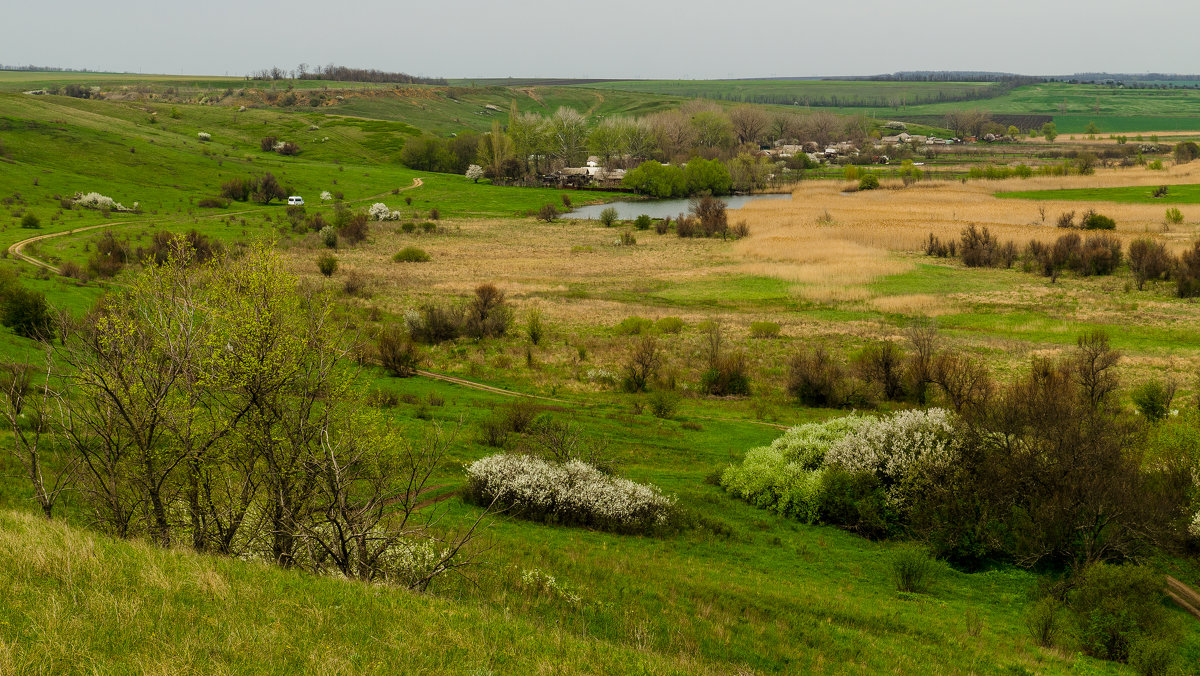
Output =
[{"x1": 4, "y1": 0, "x2": 1200, "y2": 79}]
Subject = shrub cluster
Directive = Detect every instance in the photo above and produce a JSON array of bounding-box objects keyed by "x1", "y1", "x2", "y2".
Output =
[
  {"x1": 393, "y1": 246, "x2": 431, "y2": 263},
  {"x1": 928, "y1": 226, "x2": 1127, "y2": 283},
  {"x1": 220, "y1": 173, "x2": 287, "y2": 205},
  {"x1": 0, "y1": 271, "x2": 55, "y2": 340},
  {"x1": 405, "y1": 283, "x2": 510, "y2": 343},
  {"x1": 729, "y1": 332, "x2": 1194, "y2": 569},
  {"x1": 464, "y1": 454, "x2": 675, "y2": 534}
]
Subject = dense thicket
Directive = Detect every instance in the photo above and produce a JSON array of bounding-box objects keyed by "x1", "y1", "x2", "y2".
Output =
[{"x1": 726, "y1": 331, "x2": 1196, "y2": 570}]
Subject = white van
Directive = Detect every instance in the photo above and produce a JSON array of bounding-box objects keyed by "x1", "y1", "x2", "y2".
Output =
[{"x1": 287, "y1": 196, "x2": 304, "y2": 206}]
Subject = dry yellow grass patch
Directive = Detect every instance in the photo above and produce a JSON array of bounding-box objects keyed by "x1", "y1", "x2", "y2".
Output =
[
  {"x1": 870, "y1": 294, "x2": 959, "y2": 316},
  {"x1": 731, "y1": 168, "x2": 1200, "y2": 304},
  {"x1": 284, "y1": 218, "x2": 741, "y2": 331}
]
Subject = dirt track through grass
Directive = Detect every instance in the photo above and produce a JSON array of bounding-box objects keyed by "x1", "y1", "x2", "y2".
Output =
[{"x1": 7, "y1": 178, "x2": 426, "y2": 274}]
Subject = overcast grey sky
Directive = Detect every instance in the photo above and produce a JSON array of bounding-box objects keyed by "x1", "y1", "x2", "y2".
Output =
[{"x1": 4, "y1": 0, "x2": 1199, "y2": 78}]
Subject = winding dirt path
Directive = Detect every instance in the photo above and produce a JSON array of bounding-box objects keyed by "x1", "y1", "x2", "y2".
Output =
[{"x1": 7, "y1": 178, "x2": 425, "y2": 275}]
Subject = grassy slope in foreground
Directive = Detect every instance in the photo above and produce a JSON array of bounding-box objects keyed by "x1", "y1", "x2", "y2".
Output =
[
  {"x1": 0, "y1": 509, "x2": 695, "y2": 675},
  {"x1": 996, "y1": 184, "x2": 1200, "y2": 204}
]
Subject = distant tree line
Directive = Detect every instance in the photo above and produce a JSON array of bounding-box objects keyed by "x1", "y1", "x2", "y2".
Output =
[
  {"x1": 0, "y1": 64, "x2": 100, "y2": 72},
  {"x1": 248, "y1": 63, "x2": 446, "y2": 85}
]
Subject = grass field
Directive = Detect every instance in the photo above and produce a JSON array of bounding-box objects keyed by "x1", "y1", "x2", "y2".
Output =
[
  {"x1": 572, "y1": 79, "x2": 1200, "y2": 133},
  {"x1": 575, "y1": 79, "x2": 1001, "y2": 107},
  {"x1": 998, "y1": 183, "x2": 1200, "y2": 204},
  {"x1": 4, "y1": 74, "x2": 1200, "y2": 673}
]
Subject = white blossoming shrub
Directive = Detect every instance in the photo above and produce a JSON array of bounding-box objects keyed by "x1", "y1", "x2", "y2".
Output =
[
  {"x1": 465, "y1": 164, "x2": 485, "y2": 182},
  {"x1": 722, "y1": 408, "x2": 961, "y2": 523},
  {"x1": 73, "y1": 192, "x2": 131, "y2": 212},
  {"x1": 368, "y1": 202, "x2": 402, "y2": 221},
  {"x1": 824, "y1": 408, "x2": 960, "y2": 506},
  {"x1": 720, "y1": 415, "x2": 869, "y2": 521},
  {"x1": 584, "y1": 367, "x2": 617, "y2": 385},
  {"x1": 320, "y1": 190, "x2": 333, "y2": 201},
  {"x1": 197, "y1": 131, "x2": 211, "y2": 141},
  {"x1": 465, "y1": 453, "x2": 675, "y2": 534}
]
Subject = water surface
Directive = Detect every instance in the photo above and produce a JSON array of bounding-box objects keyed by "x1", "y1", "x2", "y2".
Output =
[{"x1": 568, "y1": 193, "x2": 792, "y2": 220}]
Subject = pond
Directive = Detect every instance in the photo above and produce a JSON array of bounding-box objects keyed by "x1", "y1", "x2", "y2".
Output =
[{"x1": 568, "y1": 193, "x2": 793, "y2": 220}]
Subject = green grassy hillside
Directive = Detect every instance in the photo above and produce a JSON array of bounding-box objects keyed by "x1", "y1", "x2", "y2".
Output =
[{"x1": 571, "y1": 80, "x2": 1200, "y2": 133}]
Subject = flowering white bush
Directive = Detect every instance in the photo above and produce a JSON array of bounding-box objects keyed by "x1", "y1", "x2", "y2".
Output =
[
  {"x1": 465, "y1": 164, "x2": 485, "y2": 182},
  {"x1": 465, "y1": 453, "x2": 675, "y2": 533},
  {"x1": 723, "y1": 408, "x2": 961, "y2": 520},
  {"x1": 1190, "y1": 510, "x2": 1200, "y2": 540},
  {"x1": 825, "y1": 408, "x2": 959, "y2": 487},
  {"x1": 368, "y1": 202, "x2": 402, "y2": 221},
  {"x1": 585, "y1": 367, "x2": 617, "y2": 384},
  {"x1": 403, "y1": 308, "x2": 424, "y2": 335},
  {"x1": 73, "y1": 192, "x2": 131, "y2": 212},
  {"x1": 720, "y1": 414, "x2": 868, "y2": 521},
  {"x1": 320, "y1": 190, "x2": 333, "y2": 201},
  {"x1": 197, "y1": 131, "x2": 211, "y2": 141}
]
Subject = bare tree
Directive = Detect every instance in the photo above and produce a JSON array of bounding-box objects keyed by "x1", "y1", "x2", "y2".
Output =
[
  {"x1": 1, "y1": 354, "x2": 76, "y2": 518},
  {"x1": 905, "y1": 318, "x2": 939, "y2": 404},
  {"x1": 933, "y1": 352, "x2": 993, "y2": 414},
  {"x1": 301, "y1": 422, "x2": 488, "y2": 587},
  {"x1": 1072, "y1": 331, "x2": 1120, "y2": 409},
  {"x1": 769, "y1": 113, "x2": 802, "y2": 143},
  {"x1": 729, "y1": 105, "x2": 770, "y2": 145},
  {"x1": 623, "y1": 335, "x2": 661, "y2": 393},
  {"x1": 646, "y1": 110, "x2": 695, "y2": 161},
  {"x1": 548, "y1": 107, "x2": 588, "y2": 167},
  {"x1": 804, "y1": 112, "x2": 841, "y2": 146}
]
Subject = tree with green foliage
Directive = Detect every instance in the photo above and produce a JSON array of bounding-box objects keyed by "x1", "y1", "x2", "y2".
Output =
[
  {"x1": 683, "y1": 157, "x2": 732, "y2": 196},
  {"x1": 689, "y1": 110, "x2": 735, "y2": 150},
  {"x1": 506, "y1": 101, "x2": 549, "y2": 175},
  {"x1": 51, "y1": 242, "x2": 483, "y2": 579},
  {"x1": 587, "y1": 118, "x2": 624, "y2": 167},
  {"x1": 0, "y1": 284, "x2": 55, "y2": 340},
  {"x1": 623, "y1": 161, "x2": 687, "y2": 198},
  {"x1": 400, "y1": 136, "x2": 453, "y2": 172},
  {"x1": 20, "y1": 212, "x2": 40, "y2": 229},
  {"x1": 1041, "y1": 122, "x2": 1058, "y2": 141},
  {"x1": 477, "y1": 120, "x2": 514, "y2": 179},
  {"x1": 620, "y1": 117, "x2": 657, "y2": 164},
  {"x1": 729, "y1": 153, "x2": 771, "y2": 193}
]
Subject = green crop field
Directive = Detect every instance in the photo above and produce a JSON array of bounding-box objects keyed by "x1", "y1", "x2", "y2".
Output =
[
  {"x1": 3, "y1": 73, "x2": 1200, "y2": 674},
  {"x1": 573, "y1": 79, "x2": 1200, "y2": 133},
  {"x1": 574, "y1": 79, "x2": 1001, "y2": 106},
  {"x1": 998, "y1": 184, "x2": 1200, "y2": 204}
]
